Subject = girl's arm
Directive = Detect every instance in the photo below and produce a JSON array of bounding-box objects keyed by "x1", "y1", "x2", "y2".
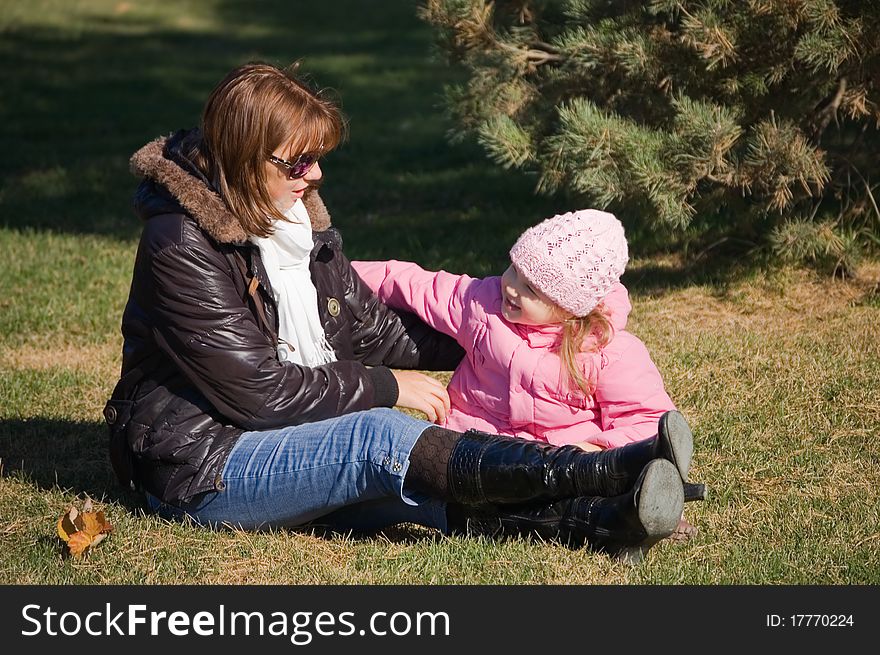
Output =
[
  {"x1": 351, "y1": 260, "x2": 473, "y2": 343},
  {"x1": 590, "y1": 332, "x2": 677, "y2": 449},
  {"x1": 338, "y1": 251, "x2": 465, "y2": 372}
]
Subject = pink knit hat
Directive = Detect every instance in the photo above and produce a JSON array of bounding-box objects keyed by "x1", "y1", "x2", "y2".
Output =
[{"x1": 509, "y1": 209, "x2": 628, "y2": 317}]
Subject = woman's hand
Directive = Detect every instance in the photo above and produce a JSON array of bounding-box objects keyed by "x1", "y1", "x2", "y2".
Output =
[
  {"x1": 572, "y1": 440, "x2": 603, "y2": 452},
  {"x1": 392, "y1": 371, "x2": 451, "y2": 424}
]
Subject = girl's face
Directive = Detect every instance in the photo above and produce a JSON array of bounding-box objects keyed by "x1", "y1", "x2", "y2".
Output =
[
  {"x1": 264, "y1": 144, "x2": 323, "y2": 212},
  {"x1": 500, "y1": 264, "x2": 569, "y2": 326}
]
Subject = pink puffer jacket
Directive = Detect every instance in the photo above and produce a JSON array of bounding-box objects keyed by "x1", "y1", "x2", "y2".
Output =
[{"x1": 351, "y1": 260, "x2": 675, "y2": 448}]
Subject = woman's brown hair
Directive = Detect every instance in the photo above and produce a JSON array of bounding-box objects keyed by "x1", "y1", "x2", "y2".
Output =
[
  {"x1": 557, "y1": 304, "x2": 614, "y2": 397},
  {"x1": 197, "y1": 62, "x2": 345, "y2": 237}
]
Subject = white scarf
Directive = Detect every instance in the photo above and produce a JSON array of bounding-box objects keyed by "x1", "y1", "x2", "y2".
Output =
[{"x1": 250, "y1": 200, "x2": 337, "y2": 367}]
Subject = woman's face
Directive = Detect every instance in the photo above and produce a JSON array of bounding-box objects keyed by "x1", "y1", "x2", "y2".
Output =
[
  {"x1": 500, "y1": 263, "x2": 568, "y2": 326},
  {"x1": 265, "y1": 144, "x2": 323, "y2": 212}
]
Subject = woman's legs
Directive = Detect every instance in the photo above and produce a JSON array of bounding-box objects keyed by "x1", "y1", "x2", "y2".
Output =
[
  {"x1": 146, "y1": 408, "x2": 444, "y2": 532},
  {"x1": 145, "y1": 407, "x2": 687, "y2": 559},
  {"x1": 440, "y1": 410, "x2": 695, "y2": 505}
]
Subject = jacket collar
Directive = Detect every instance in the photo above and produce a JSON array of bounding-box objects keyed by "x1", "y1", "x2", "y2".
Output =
[
  {"x1": 508, "y1": 282, "x2": 632, "y2": 349},
  {"x1": 129, "y1": 130, "x2": 332, "y2": 245}
]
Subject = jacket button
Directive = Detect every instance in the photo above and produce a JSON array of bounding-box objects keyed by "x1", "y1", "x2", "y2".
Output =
[
  {"x1": 214, "y1": 475, "x2": 226, "y2": 492},
  {"x1": 327, "y1": 298, "x2": 341, "y2": 317},
  {"x1": 103, "y1": 405, "x2": 118, "y2": 425}
]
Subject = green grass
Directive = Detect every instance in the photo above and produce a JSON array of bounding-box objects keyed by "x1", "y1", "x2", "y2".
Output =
[{"x1": 1, "y1": 0, "x2": 879, "y2": 584}]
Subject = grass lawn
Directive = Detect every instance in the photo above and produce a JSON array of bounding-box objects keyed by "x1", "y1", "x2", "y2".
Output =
[{"x1": 1, "y1": 0, "x2": 878, "y2": 584}]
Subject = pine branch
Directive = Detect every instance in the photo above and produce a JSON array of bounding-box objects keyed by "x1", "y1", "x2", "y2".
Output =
[
  {"x1": 678, "y1": 3, "x2": 738, "y2": 69},
  {"x1": 477, "y1": 114, "x2": 535, "y2": 167},
  {"x1": 422, "y1": 0, "x2": 880, "y2": 272}
]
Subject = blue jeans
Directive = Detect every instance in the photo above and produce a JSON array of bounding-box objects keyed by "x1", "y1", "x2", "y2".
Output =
[{"x1": 145, "y1": 408, "x2": 449, "y2": 534}]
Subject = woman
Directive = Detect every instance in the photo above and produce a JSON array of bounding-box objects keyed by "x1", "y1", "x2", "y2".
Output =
[{"x1": 105, "y1": 62, "x2": 686, "y2": 562}]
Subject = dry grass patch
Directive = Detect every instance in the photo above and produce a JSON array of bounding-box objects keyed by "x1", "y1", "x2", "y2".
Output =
[
  {"x1": 633, "y1": 264, "x2": 879, "y2": 335},
  {"x1": 0, "y1": 340, "x2": 121, "y2": 422},
  {"x1": 0, "y1": 340, "x2": 121, "y2": 377}
]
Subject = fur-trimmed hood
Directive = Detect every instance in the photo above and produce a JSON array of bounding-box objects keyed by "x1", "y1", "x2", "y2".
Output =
[{"x1": 129, "y1": 130, "x2": 332, "y2": 244}]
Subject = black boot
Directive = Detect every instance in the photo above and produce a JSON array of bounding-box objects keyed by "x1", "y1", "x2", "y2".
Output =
[
  {"x1": 447, "y1": 410, "x2": 694, "y2": 505},
  {"x1": 451, "y1": 459, "x2": 684, "y2": 564}
]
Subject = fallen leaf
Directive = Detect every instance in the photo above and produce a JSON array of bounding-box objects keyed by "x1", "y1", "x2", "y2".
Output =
[
  {"x1": 67, "y1": 531, "x2": 92, "y2": 557},
  {"x1": 81, "y1": 511, "x2": 102, "y2": 538},
  {"x1": 56, "y1": 514, "x2": 71, "y2": 542},
  {"x1": 56, "y1": 499, "x2": 114, "y2": 557},
  {"x1": 57, "y1": 507, "x2": 83, "y2": 542}
]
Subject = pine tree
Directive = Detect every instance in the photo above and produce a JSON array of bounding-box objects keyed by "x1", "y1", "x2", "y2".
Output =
[{"x1": 420, "y1": 0, "x2": 880, "y2": 273}]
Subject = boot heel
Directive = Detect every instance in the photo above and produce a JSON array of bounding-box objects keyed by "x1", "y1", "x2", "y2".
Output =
[
  {"x1": 614, "y1": 537, "x2": 664, "y2": 565},
  {"x1": 614, "y1": 546, "x2": 645, "y2": 564},
  {"x1": 610, "y1": 460, "x2": 683, "y2": 565},
  {"x1": 684, "y1": 482, "x2": 707, "y2": 502}
]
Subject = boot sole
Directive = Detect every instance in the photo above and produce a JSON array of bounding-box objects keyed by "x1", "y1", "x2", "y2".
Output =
[
  {"x1": 637, "y1": 459, "x2": 685, "y2": 538},
  {"x1": 617, "y1": 459, "x2": 684, "y2": 564},
  {"x1": 659, "y1": 410, "x2": 693, "y2": 483}
]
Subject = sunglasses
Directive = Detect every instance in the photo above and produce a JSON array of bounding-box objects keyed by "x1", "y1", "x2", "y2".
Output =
[{"x1": 268, "y1": 151, "x2": 321, "y2": 180}]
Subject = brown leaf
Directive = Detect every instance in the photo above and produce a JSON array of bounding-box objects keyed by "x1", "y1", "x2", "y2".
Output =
[
  {"x1": 56, "y1": 500, "x2": 113, "y2": 556},
  {"x1": 81, "y1": 512, "x2": 102, "y2": 538},
  {"x1": 57, "y1": 507, "x2": 83, "y2": 542},
  {"x1": 80, "y1": 510, "x2": 113, "y2": 538},
  {"x1": 94, "y1": 510, "x2": 113, "y2": 534},
  {"x1": 56, "y1": 515, "x2": 71, "y2": 542},
  {"x1": 67, "y1": 531, "x2": 92, "y2": 557}
]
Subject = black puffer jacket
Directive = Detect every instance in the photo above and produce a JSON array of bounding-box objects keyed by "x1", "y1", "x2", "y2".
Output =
[{"x1": 105, "y1": 130, "x2": 464, "y2": 504}]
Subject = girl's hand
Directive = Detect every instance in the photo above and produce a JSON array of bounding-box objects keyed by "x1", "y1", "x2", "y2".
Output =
[
  {"x1": 392, "y1": 371, "x2": 451, "y2": 424},
  {"x1": 572, "y1": 440, "x2": 603, "y2": 452}
]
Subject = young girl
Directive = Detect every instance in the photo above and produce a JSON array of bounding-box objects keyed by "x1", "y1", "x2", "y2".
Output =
[
  {"x1": 353, "y1": 209, "x2": 676, "y2": 446},
  {"x1": 353, "y1": 209, "x2": 702, "y2": 534}
]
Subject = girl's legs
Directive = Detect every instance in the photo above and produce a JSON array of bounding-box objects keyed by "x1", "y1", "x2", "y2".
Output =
[{"x1": 146, "y1": 408, "x2": 445, "y2": 532}]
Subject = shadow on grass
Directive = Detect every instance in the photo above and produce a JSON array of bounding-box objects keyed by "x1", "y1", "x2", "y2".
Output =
[
  {"x1": 622, "y1": 247, "x2": 768, "y2": 295},
  {"x1": 0, "y1": 418, "x2": 143, "y2": 511},
  {"x1": 0, "y1": 0, "x2": 563, "y2": 257}
]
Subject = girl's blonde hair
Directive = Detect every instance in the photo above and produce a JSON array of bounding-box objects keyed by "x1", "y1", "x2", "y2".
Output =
[
  {"x1": 557, "y1": 303, "x2": 614, "y2": 396},
  {"x1": 197, "y1": 62, "x2": 345, "y2": 237}
]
